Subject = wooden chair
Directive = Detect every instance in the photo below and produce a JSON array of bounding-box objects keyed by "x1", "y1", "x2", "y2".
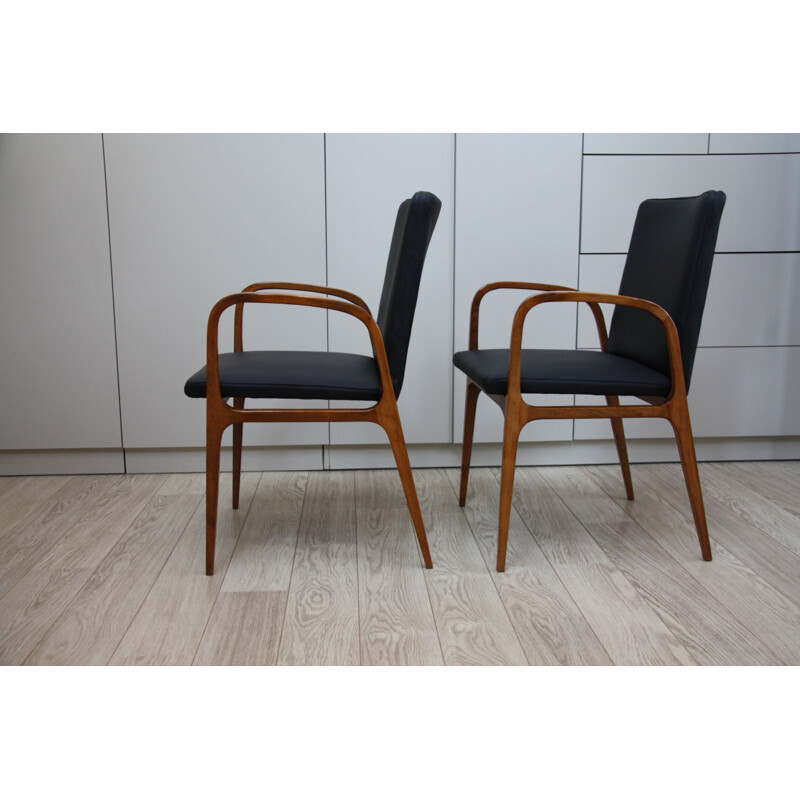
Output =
[
  {"x1": 453, "y1": 191, "x2": 727, "y2": 571},
  {"x1": 185, "y1": 191, "x2": 441, "y2": 574}
]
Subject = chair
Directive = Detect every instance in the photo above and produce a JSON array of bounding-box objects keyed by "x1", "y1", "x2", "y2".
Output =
[
  {"x1": 453, "y1": 190, "x2": 726, "y2": 571},
  {"x1": 185, "y1": 190, "x2": 442, "y2": 574}
]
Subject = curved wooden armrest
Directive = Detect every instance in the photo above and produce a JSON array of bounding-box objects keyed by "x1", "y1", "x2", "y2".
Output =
[
  {"x1": 206, "y1": 291, "x2": 393, "y2": 405},
  {"x1": 468, "y1": 281, "x2": 607, "y2": 350},
  {"x1": 235, "y1": 283, "x2": 372, "y2": 349},
  {"x1": 507, "y1": 290, "x2": 686, "y2": 400}
]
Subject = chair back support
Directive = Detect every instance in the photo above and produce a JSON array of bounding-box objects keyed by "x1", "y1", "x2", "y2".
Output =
[
  {"x1": 376, "y1": 190, "x2": 442, "y2": 397},
  {"x1": 606, "y1": 190, "x2": 726, "y2": 390}
]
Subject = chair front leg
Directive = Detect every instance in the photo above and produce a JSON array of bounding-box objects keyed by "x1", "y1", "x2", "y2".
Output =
[
  {"x1": 376, "y1": 401, "x2": 434, "y2": 569},
  {"x1": 606, "y1": 396, "x2": 634, "y2": 500},
  {"x1": 459, "y1": 380, "x2": 481, "y2": 506},
  {"x1": 232, "y1": 397, "x2": 245, "y2": 509},
  {"x1": 668, "y1": 395, "x2": 712, "y2": 562},
  {"x1": 205, "y1": 410, "x2": 227, "y2": 576},
  {"x1": 497, "y1": 399, "x2": 524, "y2": 572}
]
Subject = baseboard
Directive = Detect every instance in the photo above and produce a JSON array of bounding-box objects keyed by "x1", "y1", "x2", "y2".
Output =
[
  {"x1": 123, "y1": 447, "x2": 325, "y2": 473},
  {"x1": 2, "y1": 437, "x2": 799, "y2": 476},
  {"x1": 0, "y1": 449, "x2": 126, "y2": 476}
]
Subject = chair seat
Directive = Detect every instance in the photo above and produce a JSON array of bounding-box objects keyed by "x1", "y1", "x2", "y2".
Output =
[
  {"x1": 453, "y1": 348, "x2": 672, "y2": 397},
  {"x1": 184, "y1": 351, "x2": 382, "y2": 401}
]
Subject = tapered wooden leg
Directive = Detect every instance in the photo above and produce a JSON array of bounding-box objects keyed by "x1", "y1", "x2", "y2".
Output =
[
  {"x1": 378, "y1": 404, "x2": 433, "y2": 569},
  {"x1": 232, "y1": 397, "x2": 244, "y2": 509},
  {"x1": 205, "y1": 418, "x2": 225, "y2": 576},
  {"x1": 497, "y1": 406, "x2": 523, "y2": 572},
  {"x1": 669, "y1": 397, "x2": 712, "y2": 562},
  {"x1": 606, "y1": 395, "x2": 634, "y2": 500},
  {"x1": 459, "y1": 381, "x2": 481, "y2": 506}
]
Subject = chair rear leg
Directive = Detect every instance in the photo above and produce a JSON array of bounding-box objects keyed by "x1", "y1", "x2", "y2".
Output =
[
  {"x1": 606, "y1": 395, "x2": 634, "y2": 500},
  {"x1": 669, "y1": 398, "x2": 712, "y2": 561},
  {"x1": 497, "y1": 408, "x2": 523, "y2": 572},
  {"x1": 378, "y1": 403, "x2": 433, "y2": 569},
  {"x1": 206, "y1": 417, "x2": 225, "y2": 576},
  {"x1": 232, "y1": 397, "x2": 244, "y2": 509},
  {"x1": 459, "y1": 381, "x2": 481, "y2": 506}
]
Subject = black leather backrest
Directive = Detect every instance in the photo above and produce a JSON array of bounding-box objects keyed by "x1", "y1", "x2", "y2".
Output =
[
  {"x1": 376, "y1": 191, "x2": 442, "y2": 397},
  {"x1": 606, "y1": 190, "x2": 726, "y2": 390}
]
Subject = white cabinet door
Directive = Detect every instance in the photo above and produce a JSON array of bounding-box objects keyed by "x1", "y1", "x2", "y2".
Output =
[
  {"x1": 453, "y1": 134, "x2": 583, "y2": 443},
  {"x1": 584, "y1": 133, "x2": 708, "y2": 154},
  {"x1": 577, "y1": 253, "x2": 800, "y2": 349},
  {"x1": 105, "y1": 134, "x2": 328, "y2": 448},
  {"x1": 575, "y1": 347, "x2": 800, "y2": 441},
  {"x1": 710, "y1": 134, "x2": 800, "y2": 153},
  {"x1": 582, "y1": 154, "x2": 800, "y2": 253},
  {"x1": 0, "y1": 134, "x2": 122, "y2": 451},
  {"x1": 325, "y1": 134, "x2": 455, "y2": 446}
]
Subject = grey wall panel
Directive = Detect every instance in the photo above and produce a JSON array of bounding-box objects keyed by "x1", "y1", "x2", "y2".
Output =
[
  {"x1": 710, "y1": 133, "x2": 800, "y2": 154},
  {"x1": 325, "y1": 134, "x2": 455, "y2": 445},
  {"x1": 576, "y1": 347, "x2": 800, "y2": 440},
  {"x1": 582, "y1": 154, "x2": 800, "y2": 253},
  {"x1": 453, "y1": 134, "x2": 583, "y2": 443},
  {"x1": 584, "y1": 133, "x2": 708, "y2": 154},
  {"x1": 105, "y1": 134, "x2": 328, "y2": 448},
  {"x1": 0, "y1": 134, "x2": 122, "y2": 450},
  {"x1": 577, "y1": 253, "x2": 800, "y2": 348}
]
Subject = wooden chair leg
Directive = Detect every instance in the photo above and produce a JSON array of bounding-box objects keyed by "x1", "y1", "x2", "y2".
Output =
[
  {"x1": 205, "y1": 417, "x2": 225, "y2": 576},
  {"x1": 459, "y1": 381, "x2": 481, "y2": 506},
  {"x1": 232, "y1": 397, "x2": 244, "y2": 509},
  {"x1": 497, "y1": 407, "x2": 523, "y2": 572},
  {"x1": 669, "y1": 397, "x2": 712, "y2": 562},
  {"x1": 378, "y1": 403, "x2": 434, "y2": 569},
  {"x1": 606, "y1": 395, "x2": 634, "y2": 500}
]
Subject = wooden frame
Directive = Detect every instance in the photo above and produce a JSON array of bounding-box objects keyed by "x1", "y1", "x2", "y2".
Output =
[
  {"x1": 204, "y1": 282, "x2": 433, "y2": 575},
  {"x1": 459, "y1": 282, "x2": 712, "y2": 571}
]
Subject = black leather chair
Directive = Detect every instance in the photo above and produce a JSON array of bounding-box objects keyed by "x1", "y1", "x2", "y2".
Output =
[
  {"x1": 454, "y1": 190, "x2": 726, "y2": 571},
  {"x1": 185, "y1": 190, "x2": 441, "y2": 574}
]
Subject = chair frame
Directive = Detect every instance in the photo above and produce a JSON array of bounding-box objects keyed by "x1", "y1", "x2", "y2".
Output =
[
  {"x1": 204, "y1": 281, "x2": 433, "y2": 575},
  {"x1": 458, "y1": 281, "x2": 712, "y2": 572}
]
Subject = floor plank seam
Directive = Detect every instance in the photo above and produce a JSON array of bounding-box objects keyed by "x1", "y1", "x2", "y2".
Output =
[
  {"x1": 453, "y1": 471, "x2": 532, "y2": 666},
  {"x1": 511, "y1": 468, "x2": 620, "y2": 665},
  {"x1": 191, "y1": 472, "x2": 264, "y2": 666},
  {"x1": 636, "y1": 466, "x2": 800, "y2": 619},
  {"x1": 107, "y1": 491, "x2": 205, "y2": 666},
  {"x1": 272, "y1": 472, "x2": 309, "y2": 667},
  {"x1": 15, "y1": 476, "x2": 164, "y2": 666}
]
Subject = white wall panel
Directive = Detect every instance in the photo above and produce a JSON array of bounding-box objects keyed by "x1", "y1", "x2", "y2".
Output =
[
  {"x1": 0, "y1": 134, "x2": 123, "y2": 451},
  {"x1": 453, "y1": 134, "x2": 583, "y2": 443},
  {"x1": 710, "y1": 134, "x2": 800, "y2": 154},
  {"x1": 576, "y1": 347, "x2": 800, "y2": 440},
  {"x1": 582, "y1": 154, "x2": 800, "y2": 253},
  {"x1": 689, "y1": 347, "x2": 800, "y2": 437},
  {"x1": 584, "y1": 133, "x2": 708, "y2": 154},
  {"x1": 105, "y1": 134, "x2": 328, "y2": 449},
  {"x1": 325, "y1": 134, "x2": 455, "y2": 445},
  {"x1": 577, "y1": 253, "x2": 800, "y2": 349}
]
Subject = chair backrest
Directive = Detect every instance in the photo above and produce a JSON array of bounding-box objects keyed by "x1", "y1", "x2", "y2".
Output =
[
  {"x1": 606, "y1": 190, "x2": 726, "y2": 391},
  {"x1": 376, "y1": 190, "x2": 442, "y2": 397}
]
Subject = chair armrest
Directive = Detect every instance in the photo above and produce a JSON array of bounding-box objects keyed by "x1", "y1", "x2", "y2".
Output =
[
  {"x1": 467, "y1": 281, "x2": 608, "y2": 349},
  {"x1": 235, "y1": 283, "x2": 372, "y2": 350},
  {"x1": 507, "y1": 290, "x2": 686, "y2": 399},
  {"x1": 206, "y1": 291, "x2": 393, "y2": 405}
]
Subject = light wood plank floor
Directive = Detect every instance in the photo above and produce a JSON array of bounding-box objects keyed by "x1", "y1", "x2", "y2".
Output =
[{"x1": 2, "y1": 462, "x2": 799, "y2": 666}]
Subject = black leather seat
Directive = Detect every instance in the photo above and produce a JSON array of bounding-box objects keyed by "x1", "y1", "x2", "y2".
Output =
[
  {"x1": 185, "y1": 351, "x2": 383, "y2": 401},
  {"x1": 185, "y1": 190, "x2": 442, "y2": 574},
  {"x1": 454, "y1": 191, "x2": 727, "y2": 571}
]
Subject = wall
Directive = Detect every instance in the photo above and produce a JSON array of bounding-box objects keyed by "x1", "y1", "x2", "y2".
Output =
[{"x1": 1, "y1": 132, "x2": 798, "y2": 475}]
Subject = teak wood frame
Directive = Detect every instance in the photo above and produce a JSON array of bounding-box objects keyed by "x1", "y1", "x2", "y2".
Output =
[
  {"x1": 204, "y1": 282, "x2": 433, "y2": 575},
  {"x1": 458, "y1": 282, "x2": 712, "y2": 572}
]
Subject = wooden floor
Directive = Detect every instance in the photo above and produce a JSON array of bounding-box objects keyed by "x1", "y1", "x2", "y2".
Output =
[{"x1": 1, "y1": 461, "x2": 799, "y2": 665}]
